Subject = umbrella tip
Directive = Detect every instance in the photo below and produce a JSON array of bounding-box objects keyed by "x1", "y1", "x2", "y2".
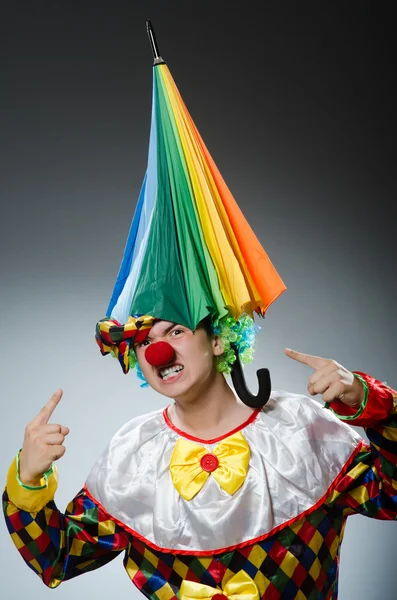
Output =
[{"x1": 146, "y1": 19, "x2": 165, "y2": 65}]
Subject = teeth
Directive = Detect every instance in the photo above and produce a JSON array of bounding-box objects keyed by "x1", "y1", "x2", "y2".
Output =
[{"x1": 160, "y1": 365, "x2": 184, "y2": 379}]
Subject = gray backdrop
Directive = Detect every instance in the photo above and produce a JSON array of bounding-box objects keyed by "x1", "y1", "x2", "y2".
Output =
[{"x1": 1, "y1": 2, "x2": 396, "y2": 599}]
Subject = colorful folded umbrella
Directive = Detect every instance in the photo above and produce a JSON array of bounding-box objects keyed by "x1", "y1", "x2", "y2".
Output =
[{"x1": 96, "y1": 22, "x2": 286, "y2": 378}]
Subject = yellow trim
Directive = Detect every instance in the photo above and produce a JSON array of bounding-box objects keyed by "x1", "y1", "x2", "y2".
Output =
[{"x1": 6, "y1": 455, "x2": 58, "y2": 513}]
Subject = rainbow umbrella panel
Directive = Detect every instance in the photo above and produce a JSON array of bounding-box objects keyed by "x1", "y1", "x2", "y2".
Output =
[{"x1": 97, "y1": 22, "x2": 286, "y2": 376}]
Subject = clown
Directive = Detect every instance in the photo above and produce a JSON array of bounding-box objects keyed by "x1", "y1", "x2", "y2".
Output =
[
  {"x1": 3, "y1": 316, "x2": 397, "y2": 600},
  {"x1": 3, "y1": 22, "x2": 397, "y2": 600}
]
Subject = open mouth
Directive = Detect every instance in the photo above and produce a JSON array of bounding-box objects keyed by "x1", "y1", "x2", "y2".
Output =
[{"x1": 158, "y1": 364, "x2": 184, "y2": 381}]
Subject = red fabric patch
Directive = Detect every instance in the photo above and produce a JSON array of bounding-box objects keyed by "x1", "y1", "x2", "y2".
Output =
[
  {"x1": 264, "y1": 582, "x2": 281, "y2": 600},
  {"x1": 323, "y1": 528, "x2": 337, "y2": 550},
  {"x1": 42, "y1": 565, "x2": 55, "y2": 586},
  {"x1": 316, "y1": 569, "x2": 327, "y2": 591},
  {"x1": 185, "y1": 568, "x2": 201, "y2": 583},
  {"x1": 48, "y1": 510, "x2": 61, "y2": 528},
  {"x1": 238, "y1": 545, "x2": 254, "y2": 559},
  {"x1": 291, "y1": 562, "x2": 308, "y2": 587},
  {"x1": 112, "y1": 531, "x2": 129, "y2": 550},
  {"x1": 268, "y1": 539, "x2": 288, "y2": 563},
  {"x1": 135, "y1": 329, "x2": 150, "y2": 344},
  {"x1": 156, "y1": 561, "x2": 173, "y2": 581},
  {"x1": 19, "y1": 545, "x2": 35, "y2": 562},
  {"x1": 132, "y1": 538, "x2": 146, "y2": 556},
  {"x1": 35, "y1": 532, "x2": 51, "y2": 553},
  {"x1": 334, "y1": 472, "x2": 356, "y2": 494},
  {"x1": 8, "y1": 511, "x2": 24, "y2": 531},
  {"x1": 373, "y1": 506, "x2": 396, "y2": 520},
  {"x1": 132, "y1": 569, "x2": 148, "y2": 589},
  {"x1": 296, "y1": 521, "x2": 317, "y2": 545},
  {"x1": 206, "y1": 557, "x2": 226, "y2": 582}
]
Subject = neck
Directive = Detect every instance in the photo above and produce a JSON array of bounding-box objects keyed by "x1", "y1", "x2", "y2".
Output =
[{"x1": 169, "y1": 370, "x2": 255, "y2": 439}]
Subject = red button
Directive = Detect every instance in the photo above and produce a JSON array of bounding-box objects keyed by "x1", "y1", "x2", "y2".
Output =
[
  {"x1": 212, "y1": 594, "x2": 228, "y2": 600},
  {"x1": 200, "y1": 453, "x2": 219, "y2": 472}
]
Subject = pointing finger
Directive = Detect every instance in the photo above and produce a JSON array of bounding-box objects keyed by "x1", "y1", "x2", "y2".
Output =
[
  {"x1": 284, "y1": 348, "x2": 329, "y2": 371},
  {"x1": 32, "y1": 389, "x2": 63, "y2": 426}
]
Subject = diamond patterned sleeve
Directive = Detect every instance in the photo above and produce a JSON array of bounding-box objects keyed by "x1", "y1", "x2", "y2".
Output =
[
  {"x1": 325, "y1": 374, "x2": 397, "y2": 519},
  {"x1": 3, "y1": 462, "x2": 129, "y2": 587}
]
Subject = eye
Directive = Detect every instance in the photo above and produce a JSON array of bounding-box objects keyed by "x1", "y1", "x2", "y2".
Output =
[
  {"x1": 170, "y1": 328, "x2": 184, "y2": 337},
  {"x1": 138, "y1": 339, "x2": 151, "y2": 348}
]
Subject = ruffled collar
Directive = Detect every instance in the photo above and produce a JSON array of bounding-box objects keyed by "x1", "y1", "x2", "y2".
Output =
[{"x1": 86, "y1": 391, "x2": 363, "y2": 554}]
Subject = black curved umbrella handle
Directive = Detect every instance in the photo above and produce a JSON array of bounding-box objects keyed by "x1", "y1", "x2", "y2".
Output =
[{"x1": 230, "y1": 344, "x2": 271, "y2": 408}]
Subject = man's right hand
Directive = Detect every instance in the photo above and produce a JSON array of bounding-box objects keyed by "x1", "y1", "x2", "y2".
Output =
[{"x1": 19, "y1": 389, "x2": 69, "y2": 486}]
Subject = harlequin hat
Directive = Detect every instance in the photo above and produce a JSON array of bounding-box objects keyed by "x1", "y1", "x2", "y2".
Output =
[{"x1": 95, "y1": 22, "x2": 286, "y2": 406}]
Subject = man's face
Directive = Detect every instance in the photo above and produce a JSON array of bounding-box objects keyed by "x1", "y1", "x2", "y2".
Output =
[{"x1": 134, "y1": 320, "x2": 223, "y2": 400}]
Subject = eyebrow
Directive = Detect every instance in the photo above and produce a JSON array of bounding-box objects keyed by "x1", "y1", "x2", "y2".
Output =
[{"x1": 146, "y1": 322, "x2": 178, "y2": 340}]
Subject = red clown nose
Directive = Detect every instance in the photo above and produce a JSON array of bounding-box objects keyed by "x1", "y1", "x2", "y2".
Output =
[{"x1": 145, "y1": 341, "x2": 176, "y2": 366}]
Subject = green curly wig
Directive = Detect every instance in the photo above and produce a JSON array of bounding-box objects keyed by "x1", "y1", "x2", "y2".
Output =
[
  {"x1": 211, "y1": 313, "x2": 260, "y2": 376},
  {"x1": 123, "y1": 312, "x2": 260, "y2": 387}
]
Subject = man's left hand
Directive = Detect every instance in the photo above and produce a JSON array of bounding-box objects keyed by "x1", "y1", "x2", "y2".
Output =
[{"x1": 284, "y1": 348, "x2": 364, "y2": 408}]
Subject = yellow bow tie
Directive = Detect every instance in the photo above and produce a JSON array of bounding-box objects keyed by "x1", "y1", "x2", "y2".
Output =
[
  {"x1": 169, "y1": 432, "x2": 250, "y2": 500},
  {"x1": 180, "y1": 571, "x2": 259, "y2": 600}
]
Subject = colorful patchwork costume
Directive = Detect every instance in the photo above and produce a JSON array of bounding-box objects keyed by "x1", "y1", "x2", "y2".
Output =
[
  {"x1": 3, "y1": 23, "x2": 397, "y2": 600},
  {"x1": 3, "y1": 372, "x2": 397, "y2": 599}
]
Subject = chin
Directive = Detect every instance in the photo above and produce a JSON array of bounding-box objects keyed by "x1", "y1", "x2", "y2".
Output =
[
  {"x1": 149, "y1": 376, "x2": 198, "y2": 401},
  {"x1": 169, "y1": 376, "x2": 214, "y2": 402}
]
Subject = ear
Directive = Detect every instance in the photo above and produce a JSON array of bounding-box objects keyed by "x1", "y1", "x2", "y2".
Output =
[{"x1": 212, "y1": 335, "x2": 224, "y2": 357}]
